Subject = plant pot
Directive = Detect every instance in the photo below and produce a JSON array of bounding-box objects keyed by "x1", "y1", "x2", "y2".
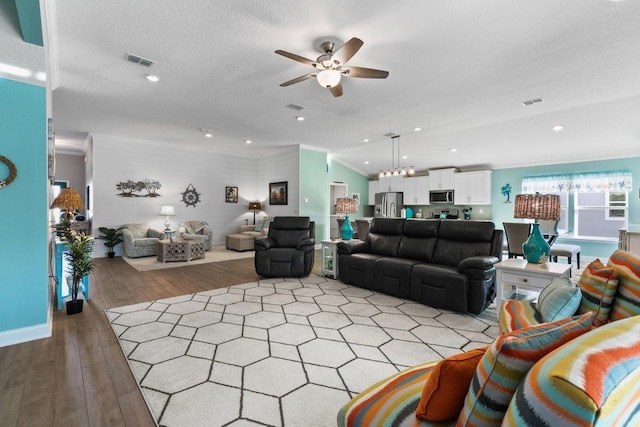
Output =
[
  {"x1": 108, "y1": 252, "x2": 115, "y2": 258},
  {"x1": 66, "y1": 299, "x2": 84, "y2": 315}
]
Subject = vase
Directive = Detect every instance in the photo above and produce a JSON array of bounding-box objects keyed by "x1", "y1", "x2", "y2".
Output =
[
  {"x1": 522, "y1": 223, "x2": 550, "y2": 263},
  {"x1": 340, "y1": 215, "x2": 354, "y2": 240}
]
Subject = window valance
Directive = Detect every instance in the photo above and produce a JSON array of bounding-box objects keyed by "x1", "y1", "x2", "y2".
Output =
[{"x1": 522, "y1": 170, "x2": 633, "y2": 193}]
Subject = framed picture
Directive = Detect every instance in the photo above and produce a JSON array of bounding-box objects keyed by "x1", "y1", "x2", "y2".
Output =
[
  {"x1": 269, "y1": 181, "x2": 288, "y2": 205},
  {"x1": 225, "y1": 186, "x2": 238, "y2": 203}
]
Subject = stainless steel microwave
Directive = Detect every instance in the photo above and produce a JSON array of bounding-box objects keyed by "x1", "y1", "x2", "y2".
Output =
[{"x1": 429, "y1": 190, "x2": 454, "y2": 204}]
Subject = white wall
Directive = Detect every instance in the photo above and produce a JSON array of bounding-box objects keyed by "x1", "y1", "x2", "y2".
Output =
[{"x1": 90, "y1": 134, "x2": 300, "y2": 257}]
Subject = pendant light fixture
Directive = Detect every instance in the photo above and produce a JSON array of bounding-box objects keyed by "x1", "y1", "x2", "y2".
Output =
[{"x1": 379, "y1": 135, "x2": 415, "y2": 178}]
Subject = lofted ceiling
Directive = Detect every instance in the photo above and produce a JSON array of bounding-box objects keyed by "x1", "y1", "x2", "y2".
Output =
[{"x1": 45, "y1": 1, "x2": 640, "y2": 176}]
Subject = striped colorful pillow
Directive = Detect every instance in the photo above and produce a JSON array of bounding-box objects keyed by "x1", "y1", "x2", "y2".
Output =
[
  {"x1": 337, "y1": 361, "x2": 439, "y2": 427},
  {"x1": 503, "y1": 315, "x2": 640, "y2": 426},
  {"x1": 576, "y1": 258, "x2": 619, "y2": 326},
  {"x1": 498, "y1": 299, "x2": 542, "y2": 334},
  {"x1": 607, "y1": 250, "x2": 640, "y2": 322},
  {"x1": 457, "y1": 312, "x2": 593, "y2": 426}
]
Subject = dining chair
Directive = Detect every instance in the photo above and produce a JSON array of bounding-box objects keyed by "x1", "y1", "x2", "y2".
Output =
[{"x1": 502, "y1": 222, "x2": 531, "y2": 259}]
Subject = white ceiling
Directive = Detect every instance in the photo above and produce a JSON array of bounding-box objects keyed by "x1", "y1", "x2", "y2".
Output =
[{"x1": 48, "y1": 0, "x2": 640, "y2": 176}]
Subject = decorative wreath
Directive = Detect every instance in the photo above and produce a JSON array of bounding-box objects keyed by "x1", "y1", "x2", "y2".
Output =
[{"x1": 0, "y1": 155, "x2": 17, "y2": 189}]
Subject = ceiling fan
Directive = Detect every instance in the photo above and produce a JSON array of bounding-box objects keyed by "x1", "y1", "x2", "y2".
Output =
[{"x1": 275, "y1": 37, "x2": 389, "y2": 97}]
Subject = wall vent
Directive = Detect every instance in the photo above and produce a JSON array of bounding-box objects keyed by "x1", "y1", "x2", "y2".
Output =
[
  {"x1": 125, "y1": 53, "x2": 156, "y2": 67},
  {"x1": 522, "y1": 97, "x2": 544, "y2": 106}
]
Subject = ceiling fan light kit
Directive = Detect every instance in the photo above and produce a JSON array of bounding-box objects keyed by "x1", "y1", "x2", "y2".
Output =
[{"x1": 276, "y1": 37, "x2": 389, "y2": 97}]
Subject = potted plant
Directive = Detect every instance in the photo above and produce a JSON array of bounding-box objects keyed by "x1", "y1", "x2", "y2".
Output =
[
  {"x1": 97, "y1": 227, "x2": 122, "y2": 258},
  {"x1": 64, "y1": 229, "x2": 94, "y2": 314}
]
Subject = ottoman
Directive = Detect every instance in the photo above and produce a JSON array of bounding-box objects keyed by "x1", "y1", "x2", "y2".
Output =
[{"x1": 226, "y1": 234, "x2": 255, "y2": 251}]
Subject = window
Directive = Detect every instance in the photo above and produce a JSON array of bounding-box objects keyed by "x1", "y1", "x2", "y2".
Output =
[{"x1": 521, "y1": 170, "x2": 632, "y2": 240}]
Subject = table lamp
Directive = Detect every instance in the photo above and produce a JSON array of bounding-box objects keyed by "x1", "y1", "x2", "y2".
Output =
[
  {"x1": 51, "y1": 188, "x2": 85, "y2": 220},
  {"x1": 248, "y1": 201, "x2": 262, "y2": 225},
  {"x1": 513, "y1": 193, "x2": 560, "y2": 263},
  {"x1": 336, "y1": 197, "x2": 359, "y2": 240},
  {"x1": 160, "y1": 205, "x2": 175, "y2": 230}
]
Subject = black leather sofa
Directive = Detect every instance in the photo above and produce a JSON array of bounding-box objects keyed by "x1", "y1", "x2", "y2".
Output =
[
  {"x1": 254, "y1": 216, "x2": 315, "y2": 278},
  {"x1": 337, "y1": 218, "x2": 503, "y2": 314}
]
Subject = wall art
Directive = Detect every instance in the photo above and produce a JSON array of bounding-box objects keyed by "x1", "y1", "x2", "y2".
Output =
[
  {"x1": 0, "y1": 155, "x2": 18, "y2": 189},
  {"x1": 269, "y1": 181, "x2": 288, "y2": 205},
  {"x1": 226, "y1": 186, "x2": 238, "y2": 203},
  {"x1": 116, "y1": 179, "x2": 162, "y2": 197},
  {"x1": 501, "y1": 183, "x2": 512, "y2": 203},
  {"x1": 181, "y1": 183, "x2": 201, "y2": 207}
]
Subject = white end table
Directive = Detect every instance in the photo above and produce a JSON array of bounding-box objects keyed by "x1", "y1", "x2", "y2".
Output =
[
  {"x1": 321, "y1": 239, "x2": 341, "y2": 279},
  {"x1": 494, "y1": 259, "x2": 572, "y2": 318}
]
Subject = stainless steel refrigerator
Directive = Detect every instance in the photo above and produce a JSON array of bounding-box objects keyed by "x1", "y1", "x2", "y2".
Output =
[{"x1": 374, "y1": 192, "x2": 403, "y2": 217}]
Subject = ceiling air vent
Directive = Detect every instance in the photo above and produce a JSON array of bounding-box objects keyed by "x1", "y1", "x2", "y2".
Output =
[
  {"x1": 522, "y1": 97, "x2": 544, "y2": 106},
  {"x1": 286, "y1": 103, "x2": 305, "y2": 111},
  {"x1": 125, "y1": 53, "x2": 156, "y2": 67}
]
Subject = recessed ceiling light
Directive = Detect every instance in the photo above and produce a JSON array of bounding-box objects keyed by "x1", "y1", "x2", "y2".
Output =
[
  {"x1": 450, "y1": 148, "x2": 457, "y2": 152},
  {"x1": 413, "y1": 127, "x2": 422, "y2": 132},
  {"x1": 552, "y1": 124, "x2": 564, "y2": 132},
  {"x1": 364, "y1": 161, "x2": 369, "y2": 165},
  {"x1": 401, "y1": 155, "x2": 408, "y2": 160},
  {"x1": 35, "y1": 71, "x2": 46, "y2": 81},
  {"x1": 204, "y1": 132, "x2": 212, "y2": 138},
  {"x1": 295, "y1": 116, "x2": 305, "y2": 121},
  {"x1": 245, "y1": 139, "x2": 252, "y2": 144},
  {"x1": 362, "y1": 138, "x2": 370, "y2": 143},
  {"x1": 145, "y1": 74, "x2": 159, "y2": 82}
]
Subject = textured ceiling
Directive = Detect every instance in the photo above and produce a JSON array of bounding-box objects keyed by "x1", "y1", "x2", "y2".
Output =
[{"x1": 47, "y1": 0, "x2": 640, "y2": 176}]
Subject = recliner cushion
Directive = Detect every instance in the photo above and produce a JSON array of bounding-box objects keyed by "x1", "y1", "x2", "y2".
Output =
[
  {"x1": 432, "y1": 221, "x2": 495, "y2": 267},
  {"x1": 397, "y1": 220, "x2": 439, "y2": 262}
]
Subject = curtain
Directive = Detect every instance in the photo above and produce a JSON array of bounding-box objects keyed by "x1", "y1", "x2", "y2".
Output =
[{"x1": 522, "y1": 170, "x2": 633, "y2": 193}]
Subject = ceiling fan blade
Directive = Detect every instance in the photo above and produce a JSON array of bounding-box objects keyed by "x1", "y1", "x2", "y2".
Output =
[
  {"x1": 343, "y1": 66, "x2": 389, "y2": 79},
  {"x1": 275, "y1": 50, "x2": 317, "y2": 66},
  {"x1": 331, "y1": 37, "x2": 363, "y2": 65},
  {"x1": 329, "y1": 82, "x2": 343, "y2": 97},
  {"x1": 280, "y1": 73, "x2": 316, "y2": 87}
]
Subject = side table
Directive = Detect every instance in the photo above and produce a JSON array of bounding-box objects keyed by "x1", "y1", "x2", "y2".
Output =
[
  {"x1": 494, "y1": 259, "x2": 572, "y2": 318},
  {"x1": 321, "y1": 239, "x2": 340, "y2": 279},
  {"x1": 157, "y1": 239, "x2": 205, "y2": 263}
]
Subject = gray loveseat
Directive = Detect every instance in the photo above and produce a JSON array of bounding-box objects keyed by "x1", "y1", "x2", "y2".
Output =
[
  {"x1": 337, "y1": 218, "x2": 503, "y2": 314},
  {"x1": 121, "y1": 223, "x2": 165, "y2": 258}
]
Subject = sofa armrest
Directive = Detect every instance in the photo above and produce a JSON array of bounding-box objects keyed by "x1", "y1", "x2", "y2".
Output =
[
  {"x1": 297, "y1": 238, "x2": 315, "y2": 252},
  {"x1": 254, "y1": 237, "x2": 276, "y2": 251},
  {"x1": 148, "y1": 228, "x2": 165, "y2": 239},
  {"x1": 458, "y1": 255, "x2": 500, "y2": 273},
  {"x1": 337, "y1": 240, "x2": 369, "y2": 256}
]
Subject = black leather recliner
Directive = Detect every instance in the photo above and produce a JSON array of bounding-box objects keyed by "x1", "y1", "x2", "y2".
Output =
[{"x1": 254, "y1": 216, "x2": 315, "y2": 277}]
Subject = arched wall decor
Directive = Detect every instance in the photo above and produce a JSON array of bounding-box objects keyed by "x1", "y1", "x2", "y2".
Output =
[{"x1": 0, "y1": 155, "x2": 18, "y2": 189}]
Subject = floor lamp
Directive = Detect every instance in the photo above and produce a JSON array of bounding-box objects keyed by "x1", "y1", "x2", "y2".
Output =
[
  {"x1": 513, "y1": 193, "x2": 561, "y2": 263},
  {"x1": 248, "y1": 202, "x2": 262, "y2": 225}
]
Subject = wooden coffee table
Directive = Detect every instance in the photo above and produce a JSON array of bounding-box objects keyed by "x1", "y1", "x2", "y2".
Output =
[{"x1": 157, "y1": 239, "x2": 205, "y2": 263}]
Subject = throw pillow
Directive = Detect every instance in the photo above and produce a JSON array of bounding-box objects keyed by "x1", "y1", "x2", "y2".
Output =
[
  {"x1": 254, "y1": 220, "x2": 265, "y2": 232},
  {"x1": 537, "y1": 277, "x2": 582, "y2": 322},
  {"x1": 195, "y1": 224, "x2": 206, "y2": 234},
  {"x1": 415, "y1": 346, "x2": 487, "y2": 421},
  {"x1": 576, "y1": 258, "x2": 619, "y2": 326},
  {"x1": 607, "y1": 250, "x2": 640, "y2": 322},
  {"x1": 457, "y1": 312, "x2": 593, "y2": 426}
]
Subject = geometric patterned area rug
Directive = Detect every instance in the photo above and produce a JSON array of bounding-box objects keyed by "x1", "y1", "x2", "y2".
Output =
[
  {"x1": 121, "y1": 245, "x2": 255, "y2": 271},
  {"x1": 106, "y1": 276, "x2": 499, "y2": 426}
]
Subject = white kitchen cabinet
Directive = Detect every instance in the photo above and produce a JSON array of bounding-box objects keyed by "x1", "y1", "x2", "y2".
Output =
[
  {"x1": 378, "y1": 175, "x2": 404, "y2": 192},
  {"x1": 428, "y1": 168, "x2": 456, "y2": 190},
  {"x1": 454, "y1": 170, "x2": 492, "y2": 205},
  {"x1": 368, "y1": 180, "x2": 378, "y2": 205},
  {"x1": 403, "y1": 176, "x2": 430, "y2": 205}
]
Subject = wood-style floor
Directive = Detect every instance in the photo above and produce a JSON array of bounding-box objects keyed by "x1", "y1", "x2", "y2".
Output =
[{"x1": 0, "y1": 252, "x2": 322, "y2": 426}]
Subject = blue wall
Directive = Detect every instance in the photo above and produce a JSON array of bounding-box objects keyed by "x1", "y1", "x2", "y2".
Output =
[
  {"x1": 328, "y1": 158, "x2": 369, "y2": 219},
  {"x1": 492, "y1": 157, "x2": 640, "y2": 258},
  {"x1": 0, "y1": 77, "x2": 48, "y2": 337}
]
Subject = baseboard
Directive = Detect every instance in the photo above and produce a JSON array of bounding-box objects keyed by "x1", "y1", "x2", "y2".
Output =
[{"x1": 0, "y1": 317, "x2": 52, "y2": 348}]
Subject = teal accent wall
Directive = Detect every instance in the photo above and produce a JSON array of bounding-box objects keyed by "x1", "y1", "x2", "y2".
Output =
[
  {"x1": 0, "y1": 77, "x2": 48, "y2": 334},
  {"x1": 14, "y1": 0, "x2": 44, "y2": 46},
  {"x1": 300, "y1": 149, "x2": 328, "y2": 241},
  {"x1": 492, "y1": 157, "x2": 640, "y2": 258},
  {"x1": 328, "y1": 159, "x2": 369, "y2": 219}
]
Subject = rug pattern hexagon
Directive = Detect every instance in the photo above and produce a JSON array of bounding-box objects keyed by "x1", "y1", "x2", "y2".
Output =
[{"x1": 106, "y1": 276, "x2": 499, "y2": 426}]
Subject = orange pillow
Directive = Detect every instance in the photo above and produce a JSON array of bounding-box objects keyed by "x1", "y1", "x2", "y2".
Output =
[{"x1": 415, "y1": 347, "x2": 487, "y2": 421}]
